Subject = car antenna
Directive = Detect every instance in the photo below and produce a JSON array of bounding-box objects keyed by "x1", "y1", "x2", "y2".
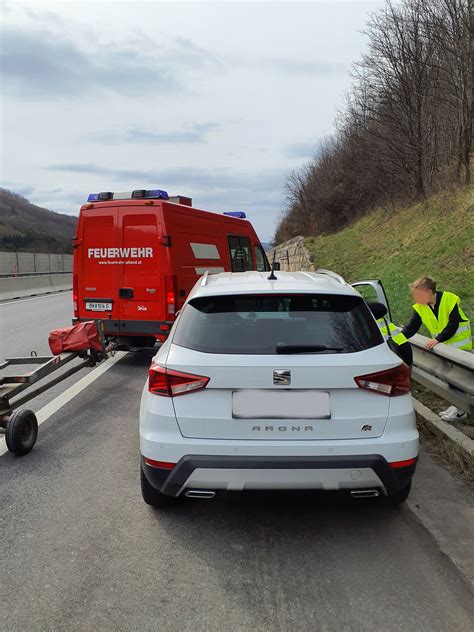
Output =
[{"x1": 267, "y1": 251, "x2": 278, "y2": 280}]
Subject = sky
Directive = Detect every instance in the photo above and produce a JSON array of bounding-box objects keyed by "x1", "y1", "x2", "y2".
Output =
[{"x1": 0, "y1": 0, "x2": 385, "y2": 242}]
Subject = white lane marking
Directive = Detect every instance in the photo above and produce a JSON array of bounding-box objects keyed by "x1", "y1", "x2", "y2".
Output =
[
  {"x1": 0, "y1": 351, "x2": 127, "y2": 457},
  {"x1": 0, "y1": 291, "x2": 72, "y2": 307}
]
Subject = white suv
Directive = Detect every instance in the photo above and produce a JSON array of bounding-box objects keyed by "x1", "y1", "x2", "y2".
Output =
[{"x1": 139, "y1": 270, "x2": 418, "y2": 507}]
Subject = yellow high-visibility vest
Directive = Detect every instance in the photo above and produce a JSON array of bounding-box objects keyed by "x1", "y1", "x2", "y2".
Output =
[
  {"x1": 413, "y1": 291, "x2": 472, "y2": 350},
  {"x1": 376, "y1": 318, "x2": 409, "y2": 346}
]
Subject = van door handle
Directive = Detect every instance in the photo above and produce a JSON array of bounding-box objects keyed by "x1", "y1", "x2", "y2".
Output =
[{"x1": 119, "y1": 288, "x2": 134, "y2": 299}]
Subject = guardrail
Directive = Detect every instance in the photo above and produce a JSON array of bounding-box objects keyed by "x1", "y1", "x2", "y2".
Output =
[{"x1": 409, "y1": 333, "x2": 473, "y2": 416}]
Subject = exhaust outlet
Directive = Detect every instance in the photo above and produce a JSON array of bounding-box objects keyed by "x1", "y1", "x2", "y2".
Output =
[
  {"x1": 185, "y1": 490, "x2": 216, "y2": 499},
  {"x1": 350, "y1": 489, "x2": 380, "y2": 498}
]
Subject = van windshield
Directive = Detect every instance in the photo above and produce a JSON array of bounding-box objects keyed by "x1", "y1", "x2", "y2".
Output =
[{"x1": 173, "y1": 294, "x2": 382, "y2": 354}]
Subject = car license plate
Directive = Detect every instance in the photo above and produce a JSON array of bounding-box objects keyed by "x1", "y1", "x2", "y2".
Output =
[
  {"x1": 85, "y1": 302, "x2": 113, "y2": 311},
  {"x1": 232, "y1": 390, "x2": 330, "y2": 419}
]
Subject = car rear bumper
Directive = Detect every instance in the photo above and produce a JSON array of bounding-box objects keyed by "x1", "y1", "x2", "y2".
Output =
[{"x1": 141, "y1": 454, "x2": 417, "y2": 498}]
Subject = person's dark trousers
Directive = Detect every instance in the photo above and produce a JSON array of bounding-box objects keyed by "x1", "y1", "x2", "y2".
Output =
[{"x1": 389, "y1": 340, "x2": 413, "y2": 367}]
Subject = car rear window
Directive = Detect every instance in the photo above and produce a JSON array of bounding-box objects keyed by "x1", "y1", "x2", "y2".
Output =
[{"x1": 173, "y1": 294, "x2": 383, "y2": 354}]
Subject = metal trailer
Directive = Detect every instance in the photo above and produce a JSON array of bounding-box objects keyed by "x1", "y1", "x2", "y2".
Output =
[{"x1": 0, "y1": 322, "x2": 107, "y2": 456}]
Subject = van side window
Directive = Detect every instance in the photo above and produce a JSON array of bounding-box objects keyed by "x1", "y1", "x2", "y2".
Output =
[
  {"x1": 228, "y1": 236, "x2": 253, "y2": 272},
  {"x1": 254, "y1": 244, "x2": 269, "y2": 271}
]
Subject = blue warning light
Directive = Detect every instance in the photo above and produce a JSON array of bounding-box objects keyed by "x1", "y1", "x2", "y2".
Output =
[{"x1": 224, "y1": 211, "x2": 246, "y2": 219}]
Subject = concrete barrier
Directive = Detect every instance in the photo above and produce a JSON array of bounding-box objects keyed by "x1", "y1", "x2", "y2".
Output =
[
  {"x1": 0, "y1": 273, "x2": 72, "y2": 301},
  {"x1": 0, "y1": 251, "x2": 73, "y2": 275}
]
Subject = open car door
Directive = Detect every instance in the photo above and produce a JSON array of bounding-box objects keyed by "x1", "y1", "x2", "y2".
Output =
[{"x1": 351, "y1": 279, "x2": 392, "y2": 321}]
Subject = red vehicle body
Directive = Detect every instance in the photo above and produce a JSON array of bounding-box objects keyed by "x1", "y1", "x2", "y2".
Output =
[{"x1": 73, "y1": 192, "x2": 269, "y2": 346}]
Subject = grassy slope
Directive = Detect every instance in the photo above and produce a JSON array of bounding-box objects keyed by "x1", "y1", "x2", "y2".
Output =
[{"x1": 305, "y1": 185, "x2": 474, "y2": 328}]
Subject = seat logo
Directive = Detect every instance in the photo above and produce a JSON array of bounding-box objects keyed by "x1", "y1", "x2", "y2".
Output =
[{"x1": 273, "y1": 369, "x2": 291, "y2": 385}]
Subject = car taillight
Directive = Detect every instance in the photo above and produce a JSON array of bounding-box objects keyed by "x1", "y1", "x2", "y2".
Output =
[
  {"x1": 165, "y1": 275, "x2": 177, "y2": 319},
  {"x1": 148, "y1": 364, "x2": 210, "y2": 397},
  {"x1": 144, "y1": 458, "x2": 176, "y2": 469},
  {"x1": 354, "y1": 364, "x2": 410, "y2": 397},
  {"x1": 389, "y1": 457, "x2": 417, "y2": 469},
  {"x1": 73, "y1": 274, "x2": 78, "y2": 317}
]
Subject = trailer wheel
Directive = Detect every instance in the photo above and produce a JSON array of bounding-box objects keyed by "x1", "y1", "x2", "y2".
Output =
[{"x1": 5, "y1": 409, "x2": 38, "y2": 456}]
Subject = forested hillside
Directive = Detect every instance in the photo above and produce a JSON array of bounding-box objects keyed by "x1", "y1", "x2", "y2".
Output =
[{"x1": 0, "y1": 189, "x2": 77, "y2": 253}]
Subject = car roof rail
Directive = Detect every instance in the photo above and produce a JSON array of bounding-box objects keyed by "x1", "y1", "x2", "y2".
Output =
[
  {"x1": 299, "y1": 271, "x2": 320, "y2": 283},
  {"x1": 315, "y1": 268, "x2": 346, "y2": 285},
  {"x1": 200, "y1": 271, "x2": 209, "y2": 286}
]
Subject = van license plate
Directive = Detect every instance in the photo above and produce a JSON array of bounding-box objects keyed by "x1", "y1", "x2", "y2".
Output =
[{"x1": 85, "y1": 302, "x2": 112, "y2": 311}]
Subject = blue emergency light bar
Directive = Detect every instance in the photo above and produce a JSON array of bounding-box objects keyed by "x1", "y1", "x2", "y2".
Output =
[
  {"x1": 86, "y1": 191, "x2": 113, "y2": 202},
  {"x1": 223, "y1": 211, "x2": 246, "y2": 219},
  {"x1": 87, "y1": 189, "x2": 169, "y2": 202},
  {"x1": 132, "y1": 189, "x2": 169, "y2": 199}
]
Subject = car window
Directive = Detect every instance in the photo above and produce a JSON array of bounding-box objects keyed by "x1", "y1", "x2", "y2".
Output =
[
  {"x1": 254, "y1": 245, "x2": 269, "y2": 271},
  {"x1": 228, "y1": 236, "x2": 252, "y2": 272},
  {"x1": 173, "y1": 293, "x2": 383, "y2": 354},
  {"x1": 353, "y1": 284, "x2": 378, "y2": 303}
]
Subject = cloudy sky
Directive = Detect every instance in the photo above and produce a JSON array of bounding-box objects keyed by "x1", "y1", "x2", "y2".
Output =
[{"x1": 1, "y1": 0, "x2": 385, "y2": 241}]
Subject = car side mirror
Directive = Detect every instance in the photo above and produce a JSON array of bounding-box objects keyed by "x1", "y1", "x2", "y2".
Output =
[{"x1": 368, "y1": 302, "x2": 387, "y2": 319}]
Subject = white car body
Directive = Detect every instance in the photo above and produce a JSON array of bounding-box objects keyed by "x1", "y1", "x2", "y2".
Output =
[{"x1": 139, "y1": 271, "x2": 418, "y2": 505}]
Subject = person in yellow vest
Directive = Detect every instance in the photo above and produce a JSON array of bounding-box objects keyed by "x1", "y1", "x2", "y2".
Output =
[
  {"x1": 368, "y1": 301, "x2": 413, "y2": 365},
  {"x1": 402, "y1": 276, "x2": 472, "y2": 422},
  {"x1": 376, "y1": 316, "x2": 413, "y2": 366}
]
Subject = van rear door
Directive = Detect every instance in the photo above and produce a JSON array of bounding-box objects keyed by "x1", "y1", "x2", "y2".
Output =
[
  {"x1": 78, "y1": 206, "x2": 120, "y2": 323},
  {"x1": 117, "y1": 208, "x2": 164, "y2": 334}
]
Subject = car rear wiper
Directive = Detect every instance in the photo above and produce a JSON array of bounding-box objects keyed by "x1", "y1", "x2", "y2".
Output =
[{"x1": 276, "y1": 343, "x2": 343, "y2": 354}]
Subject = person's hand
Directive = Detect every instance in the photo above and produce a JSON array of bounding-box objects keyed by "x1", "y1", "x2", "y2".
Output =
[{"x1": 425, "y1": 339, "x2": 439, "y2": 349}]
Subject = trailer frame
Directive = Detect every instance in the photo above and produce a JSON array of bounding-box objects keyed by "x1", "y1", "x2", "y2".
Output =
[{"x1": 0, "y1": 321, "x2": 107, "y2": 455}]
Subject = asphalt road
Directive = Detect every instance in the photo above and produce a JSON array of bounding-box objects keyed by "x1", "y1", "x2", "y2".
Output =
[
  {"x1": 0, "y1": 291, "x2": 73, "y2": 358},
  {"x1": 1, "y1": 294, "x2": 473, "y2": 631}
]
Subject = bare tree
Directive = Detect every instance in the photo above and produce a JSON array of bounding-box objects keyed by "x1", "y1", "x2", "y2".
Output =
[
  {"x1": 430, "y1": 0, "x2": 472, "y2": 183},
  {"x1": 274, "y1": 0, "x2": 472, "y2": 243}
]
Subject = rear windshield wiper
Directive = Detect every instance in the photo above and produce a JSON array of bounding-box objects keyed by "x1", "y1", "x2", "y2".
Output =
[{"x1": 276, "y1": 343, "x2": 343, "y2": 354}]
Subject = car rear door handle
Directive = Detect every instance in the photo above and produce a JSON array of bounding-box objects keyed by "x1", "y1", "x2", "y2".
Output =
[{"x1": 119, "y1": 287, "x2": 134, "y2": 299}]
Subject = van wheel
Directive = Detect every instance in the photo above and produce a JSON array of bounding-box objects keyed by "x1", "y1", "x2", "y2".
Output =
[
  {"x1": 140, "y1": 466, "x2": 176, "y2": 508},
  {"x1": 382, "y1": 482, "x2": 412, "y2": 506}
]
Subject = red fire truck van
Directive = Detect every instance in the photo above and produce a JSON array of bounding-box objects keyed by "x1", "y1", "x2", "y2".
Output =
[{"x1": 73, "y1": 189, "x2": 270, "y2": 346}]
